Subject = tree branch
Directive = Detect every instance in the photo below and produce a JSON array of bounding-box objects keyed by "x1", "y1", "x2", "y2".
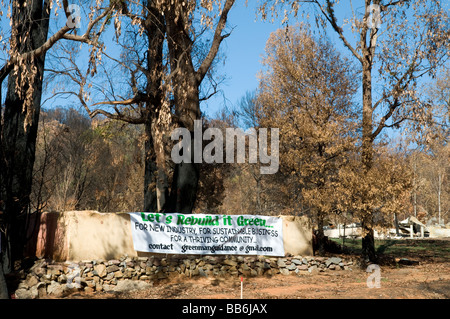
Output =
[
  {"x1": 314, "y1": 0, "x2": 363, "y2": 63},
  {"x1": 371, "y1": 98, "x2": 400, "y2": 141},
  {"x1": 1, "y1": 5, "x2": 114, "y2": 84},
  {"x1": 196, "y1": 0, "x2": 235, "y2": 83},
  {"x1": 61, "y1": 6, "x2": 114, "y2": 44},
  {"x1": 0, "y1": 25, "x2": 72, "y2": 83}
]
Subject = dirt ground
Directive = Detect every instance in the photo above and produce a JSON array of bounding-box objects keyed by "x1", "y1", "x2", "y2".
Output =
[{"x1": 63, "y1": 254, "x2": 450, "y2": 300}]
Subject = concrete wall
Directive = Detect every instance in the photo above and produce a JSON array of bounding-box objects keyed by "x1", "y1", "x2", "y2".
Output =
[
  {"x1": 324, "y1": 227, "x2": 362, "y2": 239},
  {"x1": 428, "y1": 226, "x2": 450, "y2": 238},
  {"x1": 34, "y1": 211, "x2": 313, "y2": 261}
]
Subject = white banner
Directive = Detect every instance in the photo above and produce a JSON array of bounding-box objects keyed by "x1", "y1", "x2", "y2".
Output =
[{"x1": 129, "y1": 213, "x2": 284, "y2": 257}]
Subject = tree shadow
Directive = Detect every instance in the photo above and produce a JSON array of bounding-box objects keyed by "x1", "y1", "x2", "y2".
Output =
[{"x1": 376, "y1": 240, "x2": 397, "y2": 255}]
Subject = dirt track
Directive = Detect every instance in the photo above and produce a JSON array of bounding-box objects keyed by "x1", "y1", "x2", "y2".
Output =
[
  {"x1": 44, "y1": 238, "x2": 450, "y2": 300},
  {"x1": 62, "y1": 259, "x2": 449, "y2": 299}
]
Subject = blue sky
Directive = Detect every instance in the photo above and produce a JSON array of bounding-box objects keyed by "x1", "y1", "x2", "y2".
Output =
[
  {"x1": 28, "y1": 1, "x2": 289, "y2": 116},
  {"x1": 201, "y1": 1, "x2": 289, "y2": 117},
  {"x1": 3, "y1": 0, "x2": 445, "y2": 130},
  {"x1": 0, "y1": 0, "x2": 351, "y2": 118},
  {"x1": 200, "y1": 0, "x2": 355, "y2": 118}
]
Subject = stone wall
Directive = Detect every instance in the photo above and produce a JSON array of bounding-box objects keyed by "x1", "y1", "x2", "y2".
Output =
[
  {"x1": 14, "y1": 254, "x2": 356, "y2": 299},
  {"x1": 16, "y1": 211, "x2": 320, "y2": 298}
]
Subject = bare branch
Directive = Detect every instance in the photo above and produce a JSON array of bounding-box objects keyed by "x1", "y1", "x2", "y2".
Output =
[
  {"x1": 314, "y1": 0, "x2": 363, "y2": 63},
  {"x1": 61, "y1": 6, "x2": 114, "y2": 44},
  {"x1": 196, "y1": 0, "x2": 236, "y2": 83},
  {"x1": 0, "y1": 25, "x2": 72, "y2": 83}
]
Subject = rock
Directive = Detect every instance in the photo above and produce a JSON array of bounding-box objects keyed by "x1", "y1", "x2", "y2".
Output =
[
  {"x1": 105, "y1": 272, "x2": 115, "y2": 281},
  {"x1": 84, "y1": 287, "x2": 95, "y2": 293},
  {"x1": 308, "y1": 265, "x2": 319, "y2": 275},
  {"x1": 240, "y1": 264, "x2": 251, "y2": 271},
  {"x1": 153, "y1": 259, "x2": 161, "y2": 267},
  {"x1": 328, "y1": 264, "x2": 336, "y2": 270},
  {"x1": 107, "y1": 265, "x2": 120, "y2": 273},
  {"x1": 286, "y1": 264, "x2": 297, "y2": 271},
  {"x1": 240, "y1": 268, "x2": 252, "y2": 276},
  {"x1": 191, "y1": 268, "x2": 200, "y2": 276},
  {"x1": 25, "y1": 274, "x2": 39, "y2": 287},
  {"x1": 47, "y1": 268, "x2": 61, "y2": 278},
  {"x1": 102, "y1": 284, "x2": 115, "y2": 292},
  {"x1": 223, "y1": 259, "x2": 238, "y2": 267},
  {"x1": 34, "y1": 282, "x2": 47, "y2": 298},
  {"x1": 47, "y1": 281, "x2": 64, "y2": 297},
  {"x1": 291, "y1": 259, "x2": 302, "y2": 265},
  {"x1": 47, "y1": 264, "x2": 64, "y2": 272},
  {"x1": 33, "y1": 267, "x2": 46, "y2": 277},
  {"x1": 94, "y1": 264, "x2": 107, "y2": 278},
  {"x1": 15, "y1": 288, "x2": 32, "y2": 299},
  {"x1": 277, "y1": 259, "x2": 287, "y2": 267},
  {"x1": 30, "y1": 259, "x2": 46, "y2": 271},
  {"x1": 114, "y1": 279, "x2": 153, "y2": 292},
  {"x1": 95, "y1": 283, "x2": 103, "y2": 292},
  {"x1": 280, "y1": 268, "x2": 290, "y2": 275},
  {"x1": 18, "y1": 282, "x2": 28, "y2": 290},
  {"x1": 325, "y1": 257, "x2": 342, "y2": 267},
  {"x1": 156, "y1": 272, "x2": 168, "y2": 279},
  {"x1": 57, "y1": 274, "x2": 67, "y2": 284},
  {"x1": 85, "y1": 279, "x2": 96, "y2": 288},
  {"x1": 297, "y1": 265, "x2": 308, "y2": 271}
]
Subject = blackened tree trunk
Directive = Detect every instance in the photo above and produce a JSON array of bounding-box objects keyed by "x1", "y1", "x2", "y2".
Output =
[
  {"x1": 394, "y1": 212, "x2": 400, "y2": 236},
  {"x1": 361, "y1": 220, "x2": 377, "y2": 263},
  {"x1": 315, "y1": 209, "x2": 326, "y2": 256},
  {"x1": 361, "y1": 60, "x2": 377, "y2": 263},
  {"x1": 163, "y1": 0, "x2": 234, "y2": 214},
  {"x1": 164, "y1": 4, "x2": 201, "y2": 214},
  {"x1": 0, "y1": 261, "x2": 8, "y2": 299},
  {"x1": 0, "y1": 0, "x2": 50, "y2": 298},
  {"x1": 143, "y1": 119, "x2": 158, "y2": 212},
  {"x1": 143, "y1": 3, "x2": 166, "y2": 213},
  {"x1": 168, "y1": 137, "x2": 200, "y2": 214}
]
